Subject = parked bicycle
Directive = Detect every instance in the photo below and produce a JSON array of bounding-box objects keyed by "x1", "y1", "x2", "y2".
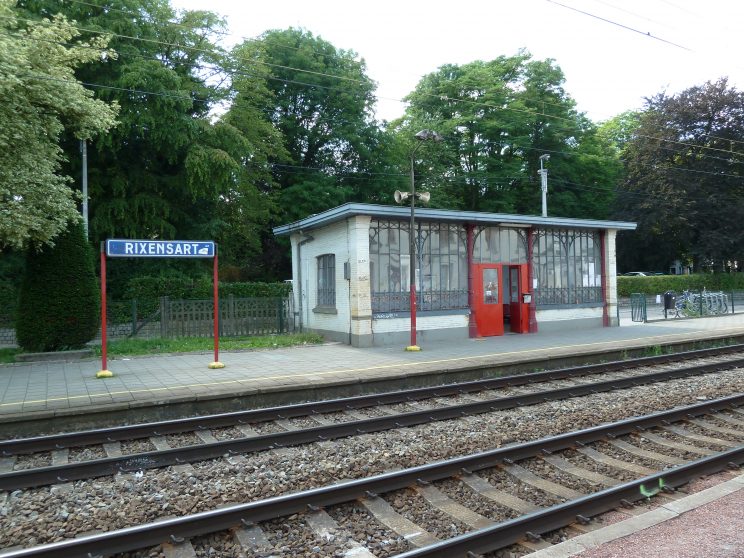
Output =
[{"x1": 674, "y1": 288, "x2": 728, "y2": 317}]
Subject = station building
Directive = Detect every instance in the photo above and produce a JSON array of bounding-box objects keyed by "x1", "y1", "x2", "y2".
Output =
[{"x1": 273, "y1": 203, "x2": 636, "y2": 347}]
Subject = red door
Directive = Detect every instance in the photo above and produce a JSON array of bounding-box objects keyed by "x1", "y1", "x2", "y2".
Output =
[
  {"x1": 508, "y1": 264, "x2": 530, "y2": 333},
  {"x1": 473, "y1": 264, "x2": 504, "y2": 337}
]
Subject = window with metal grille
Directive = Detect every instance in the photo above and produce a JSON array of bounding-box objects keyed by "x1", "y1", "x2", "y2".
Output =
[
  {"x1": 369, "y1": 220, "x2": 469, "y2": 313},
  {"x1": 316, "y1": 254, "x2": 336, "y2": 307},
  {"x1": 532, "y1": 229, "x2": 602, "y2": 305}
]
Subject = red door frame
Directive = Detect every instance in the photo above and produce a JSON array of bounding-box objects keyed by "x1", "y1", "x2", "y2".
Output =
[
  {"x1": 472, "y1": 262, "x2": 531, "y2": 337},
  {"x1": 473, "y1": 263, "x2": 504, "y2": 337},
  {"x1": 508, "y1": 264, "x2": 530, "y2": 333}
]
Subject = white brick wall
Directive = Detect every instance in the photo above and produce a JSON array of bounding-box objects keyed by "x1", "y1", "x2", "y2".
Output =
[
  {"x1": 290, "y1": 217, "x2": 372, "y2": 338},
  {"x1": 536, "y1": 306, "x2": 603, "y2": 322},
  {"x1": 372, "y1": 313, "x2": 469, "y2": 334}
]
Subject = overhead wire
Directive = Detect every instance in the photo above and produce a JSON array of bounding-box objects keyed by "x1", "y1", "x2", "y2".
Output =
[{"x1": 544, "y1": 0, "x2": 692, "y2": 51}]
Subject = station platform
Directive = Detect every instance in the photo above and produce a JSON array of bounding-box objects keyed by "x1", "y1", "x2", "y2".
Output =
[{"x1": 2, "y1": 313, "x2": 744, "y2": 432}]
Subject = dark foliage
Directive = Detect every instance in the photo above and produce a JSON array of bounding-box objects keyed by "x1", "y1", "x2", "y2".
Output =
[{"x1": 16, "y1": 221, "x2": 99, "y2": 352}]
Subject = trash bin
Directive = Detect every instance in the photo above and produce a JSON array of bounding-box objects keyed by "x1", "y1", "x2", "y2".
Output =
[{"x1": 663, "y1": 291, "x2": 676, "y2": 310}]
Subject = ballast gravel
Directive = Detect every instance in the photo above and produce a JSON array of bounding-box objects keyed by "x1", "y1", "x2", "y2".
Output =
[{"x1": 1, "y1": 368, "x2": 743, "y2": 552}]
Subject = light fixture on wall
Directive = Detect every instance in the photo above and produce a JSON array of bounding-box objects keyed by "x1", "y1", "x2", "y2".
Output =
[{"x1": 394, "y1": 129, "x2": 443, "y2": 352}]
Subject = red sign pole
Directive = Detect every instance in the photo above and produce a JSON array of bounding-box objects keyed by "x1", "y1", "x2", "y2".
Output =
[
  {"x1": 209, "y1": 247, "x2": 224, "y2": 369},
  {"x1": 96, "y1": 242, "x2": 113, "y2": 378}
]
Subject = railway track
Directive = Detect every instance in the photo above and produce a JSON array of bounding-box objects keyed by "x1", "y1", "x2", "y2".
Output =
[
  {"x1": 1, "y1": 348, "x2": 743, "y2": 491},
  {"x1": 2, "y1": 395, "x2": 742, "y2": 558}
]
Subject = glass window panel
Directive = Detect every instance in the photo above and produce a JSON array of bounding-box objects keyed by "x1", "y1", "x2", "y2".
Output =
[
  {"x1": 399, "y1": 227, "x2": 409, "y2": 255},
  {"x1": 484, "y1": 268, "x2": 498, "y2": 304},
  {"x1": 370, "y1": 253, "x2": 379, "y2": 292},
  {"x1": 500, "y1": 230, "x2": 511, "y2": 263},
  {"x1": 488, "y1": 228, "x2": 499, "y2": 262},
  {"x1": 389, "y1": 252, "x2": 401, "y2": 292},
  {"x1": 369, "y1": 229, "x2": 378, "y2": 252},
  {"x1": 430, "y1": 254, "x2": 440, "y2": 290},
  {"x1": 510, "y1": 267, "x2": 519, "y2": 303},
  {"x1": 440, "y1": 228, "x2": 449, "y2": 252},
  {"x1": 430, "y1": 228, "x2": 440, "y2": 253}
]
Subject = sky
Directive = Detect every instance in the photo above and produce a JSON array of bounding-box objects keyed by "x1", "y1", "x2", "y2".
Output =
[{"x1": 171, "y1": 0, "x2": 744, "y2": 123}]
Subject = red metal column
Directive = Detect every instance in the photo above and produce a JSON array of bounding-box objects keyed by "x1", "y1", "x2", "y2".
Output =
[
  {"x1": 100, "y1": 244, "x2": 107, "y2": 370},
  {"x1": 209, "y1": 249, "x2": 224, "y2": 368},
  {"x1": 527, "y1": 228, "x2": 538, "y2": 333},
  {"x1": 467, "y1": 224, "x2": 477, "y2": 338},
  {"x1": 96, "y1": 242, "x2": 112, "y2": 378},
  {"x1": 214, "y1": 252, "x2": 219, "y2": 362}
]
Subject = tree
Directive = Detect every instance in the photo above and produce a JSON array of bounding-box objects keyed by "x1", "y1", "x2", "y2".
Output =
[
  {"x1": 18, "y1": 0, "x2": 282, "y2": 282},
  {"x1": 616, "y1": 79, "x2": 744, "y2": 272},
  {"x1": 228, "y1": 28, "x2": 393, "y2": 278},
  {"x1": 0, "y1": 0, "x2": 118, "y2": 250},
  {"x1": 396, "y1": 51, "x2": 617, "y2": 219},
  {"x1": 16, "y1": 220, "x2": 99, "y2": 352}
]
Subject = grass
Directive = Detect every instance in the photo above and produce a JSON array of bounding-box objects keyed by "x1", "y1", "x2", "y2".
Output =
[
  {"x1": 92, "y1": 333, "x2": 325, "y2": 357},
  {"x1": 0, "y1": 348, "x2": 20, "y2": 364},
  {"x1": 0, "y1": 333, "x2": 325, "y2": 363}
]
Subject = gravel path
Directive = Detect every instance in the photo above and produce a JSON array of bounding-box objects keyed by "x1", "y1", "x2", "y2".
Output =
[{"x1": 1, "y1": 368, "x2": 742, "y2": 552}]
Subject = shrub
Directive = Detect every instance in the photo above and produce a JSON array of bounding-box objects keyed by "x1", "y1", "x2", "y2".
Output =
[
  {"x1": 16, "y1": 220, "x2": 99, "y2": 351},
  {"x1": 123, "y1": 275, "x2": 291, "y2": 301}
]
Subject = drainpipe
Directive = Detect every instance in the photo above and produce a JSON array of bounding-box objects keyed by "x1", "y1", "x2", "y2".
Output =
[{"x1": 296, "y1": 232, "x2": 314, "y2": 332}]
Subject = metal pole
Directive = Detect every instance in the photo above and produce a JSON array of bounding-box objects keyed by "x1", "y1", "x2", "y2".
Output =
[
  {"x1": 209, "y1": 249, "x2": 224, "y2": 368},
  {"x1": 539, "y1": 156, "x2": 548, "y2": 218},
  {"x1": 81, "y1": 140, "x2": 88, "y2": 239},
  {"x1": 408, "y1": 152, "x2": 418, "y2": 350},
  {"x1": 96, "y1": 242, "x2": 112, "y2": 378}
]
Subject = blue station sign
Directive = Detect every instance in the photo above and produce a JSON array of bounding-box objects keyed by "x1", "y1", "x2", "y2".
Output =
[{"x1": 106, "y1": 239, "x2": 215, "y2": 258}]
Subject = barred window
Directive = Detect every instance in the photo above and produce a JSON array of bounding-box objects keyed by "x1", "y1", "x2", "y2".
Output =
[
  {"x1": 317, "y1": 254, "x2": 335, "y2": 307},
  {"x1": 369, "y1": 220, "x2": 468, "y2": 313},
  {"x1": 532, "y1": 229, "x2": 602, "y2": 305},
  {"x1": 473, "y1": 227, "x2": 527, "y2": 263}
]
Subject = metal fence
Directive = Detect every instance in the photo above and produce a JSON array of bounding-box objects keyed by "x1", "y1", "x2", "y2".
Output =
[
  {"x1": 0, "y1": 296, "x2": 295, "y2": 347},
  {"x1": 158, "y1": 296, "x2": 293, "y2": 338},
  {"x1": 620, "y1": 290, "x2": 742, "y2": 323}
]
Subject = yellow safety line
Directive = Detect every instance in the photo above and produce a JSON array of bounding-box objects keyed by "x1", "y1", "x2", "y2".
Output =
[{"x1": 3, "y1": 326, "x2": 743, "y2": 410}]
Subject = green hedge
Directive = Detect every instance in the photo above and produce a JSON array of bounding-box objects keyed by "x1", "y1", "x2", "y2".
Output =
[
  {"x1": 617, "y1": 273, "x2": 744, "y2": 297},
  {"x1": 16, "y1": 221, "x2": 99, "y2": 351},
  {"x1": 123, "y1": 275, "x2": 292, "y2": 301},
  {"x1": 0, "y1": 278, "x2": 16, "y2": 325}
]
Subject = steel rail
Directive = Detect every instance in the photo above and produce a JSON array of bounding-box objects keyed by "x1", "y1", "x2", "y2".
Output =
[
  {"x1": 2, "y1": 394, "x2": 742, "y2": 558},
  {"x1": 3, "y1": 343, "x2": 743, "y2": 456},
  {"x1": 394, "y1": 447, "x2": 744, "y2": 557},
  {"x1": 1, "y1": 358, "x2": 742, "y2": 491}
]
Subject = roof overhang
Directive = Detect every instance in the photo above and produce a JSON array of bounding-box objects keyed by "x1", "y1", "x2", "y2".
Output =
[{"x1": 272, "y1": 203, "x2": 637, "y2": 236}]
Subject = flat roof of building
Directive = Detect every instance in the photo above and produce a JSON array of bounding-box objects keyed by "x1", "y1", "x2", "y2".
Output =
[{"x1": 273, "y1": 203, "x2": 637, "y2": 236}]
